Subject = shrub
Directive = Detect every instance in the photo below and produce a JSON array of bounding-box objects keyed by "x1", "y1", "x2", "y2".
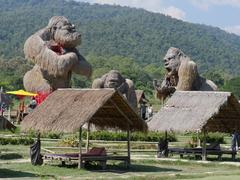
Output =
[
  {"x1": 58, "y1": 135, "x2": 86, "y2": 147},
  {"x1": 81, "y1": 130, "x2": 177, "y2": 142},
  {"x1": 191, "y1": 132, "x2": 225, "y2": 146},
  {"x1": 26, "y1": 129, "x2": 63, "y2": 139},
  {"x1": 0, "y1": 138, "x2": 8, "y2": 145},
  {"x1": 0, "y1": 137, "x2": 34, "y2": 145},
  {"x1": 43, "y1": 132, "x2": 63, "y2": 139}
]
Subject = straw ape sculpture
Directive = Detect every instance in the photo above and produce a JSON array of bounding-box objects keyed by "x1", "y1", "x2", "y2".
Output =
[
  {"x1": 153, "y1": 47, "x2": 218, "y2": 101},
  {"x1": 23, "y1": 16, "x2": 92, "y2": 93},
  {"x1": 92, "y1": 70, "x2": 137, "y2": 110}
]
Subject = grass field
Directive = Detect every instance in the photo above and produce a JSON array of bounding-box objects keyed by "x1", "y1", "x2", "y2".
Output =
[
  {"x1": 1, "y1": 130, "x2": 240, "y2": 179},
  {"x1": 1, "y1": 159, "x2": 240, "y2": 179}
]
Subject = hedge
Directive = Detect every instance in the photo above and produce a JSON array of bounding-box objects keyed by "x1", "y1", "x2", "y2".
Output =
[
  {"x1": 81, "y1": 130, "x2": 177, "y2": 142},
  {"x1": 191, "y1": 132, "x2": 226, "y2": 147},
  {"x1": 0, "y1": 137, "x2": 34, "y2": 145}
]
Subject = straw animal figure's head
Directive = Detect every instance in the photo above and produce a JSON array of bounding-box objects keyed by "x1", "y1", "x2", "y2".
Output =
[
  {"x1": 48, "y1": 16, "x2": 81, "y2": 49},
  {"x1": 154, "y1": 47, "x2": 218, "y2": 101},
  {"x1": 92, "y1": 70, "x2": 137, "y2": 110},
  {"x1": 163, "y1": 47, "x2": 184, "y2": 77},
  {"x1": 103, "y1": 70, "x2": 126, "y2": 90},
  {"x1": 23, "y1": 16, "x2": 92, "y2": 93}
]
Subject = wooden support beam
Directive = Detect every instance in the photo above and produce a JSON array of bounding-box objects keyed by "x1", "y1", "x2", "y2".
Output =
[
  {"x1": 78, "y1": 126, "x2": 83, "y2": 169},
  {"x1": 86, "y1": 122, "x2": 90, "y2": 153},
  {"x1": 127, "y1": 125, "x2": 131, "y2": 167},
  {"x1": 91, "y1": 117, "x2": 124, "y2": 121},
  {"x1": 102, "y1": 106, "x2": 115, "y2": 109},
  {"x1": 197, "y1": 129, "x2": 201, "y2": 148},
  {"x1": 202, "y1": 128, "x2": 207, "y2": 161},
  {"x1": 165, "y1": 131, "x2": 168, "y2": 140}
]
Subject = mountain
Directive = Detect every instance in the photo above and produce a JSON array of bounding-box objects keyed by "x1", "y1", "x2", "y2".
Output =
[{"x1": 1, "y1": 0, "x2": 240, "y2": 76}]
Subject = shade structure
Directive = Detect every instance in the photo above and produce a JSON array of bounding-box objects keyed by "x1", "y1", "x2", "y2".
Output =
[
  {"x1": 148, "y1": 91, "x2": 240, "y2": 133},
  {"x1": 6, "y1": 90, "x2": 37, "y2": 97},
  {"x1": 21, "y1": 89, "x2": 147, "y2": 133}
]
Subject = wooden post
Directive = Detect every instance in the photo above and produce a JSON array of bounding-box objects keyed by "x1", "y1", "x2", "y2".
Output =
[
  {"x1": 165, "y1": 130, "x2": 169, "y2": 157},
  {"x1": 86, "y1": 122, "x2": 90, "y2": 153},
  {"x1": 127, "y1": 126, "x2": 131, "y2": 167},
  {"x1": 8, "y1": 107, "x2": 11, "y2": 121},
  {"x1": 197, "y1": 129, "x2": 201, "y2": 148},
  {"x1": 78, "y1": 126, "x2": 83, "y2": 169},
  {"x1": 202, "y1": 128, "x2": 207, "y2": 161}
]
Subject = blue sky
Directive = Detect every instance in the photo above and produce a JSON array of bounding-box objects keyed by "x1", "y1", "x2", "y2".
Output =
[{"x1": 75, "y1": 0, "x2": 240, "y2": 35}]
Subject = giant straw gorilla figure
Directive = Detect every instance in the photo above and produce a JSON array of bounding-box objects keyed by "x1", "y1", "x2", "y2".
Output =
[
  {"x1": 23, "y1": 16, "x2": 92, "y2": 93},
  {"x1": 153, "y1": 47, "x2": 218, "y2": 101},
  {"x1": 92, "y1": 70, "x2": 137, "y2": 110}
]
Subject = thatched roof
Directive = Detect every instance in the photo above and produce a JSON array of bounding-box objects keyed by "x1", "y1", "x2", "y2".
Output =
[
  {"x1": 135, "y1": 90, "x2": 148, "y2": 104},
  {"x1": 148, "y1": 91, "x2": 240, "y2": 133},
  {"x1": 0, "y1": 116, "x2": 16, "y2": 132},
  {"x1": 21, "y1": 89, "x2": 147, "y2": 133}
]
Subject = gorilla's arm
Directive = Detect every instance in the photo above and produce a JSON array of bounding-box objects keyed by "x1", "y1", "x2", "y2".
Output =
[
  {"x1": 24, "y1": 30, "x2": 79, "y2": 77},
  {"x1": 176, "y1": 58, "x2": 198, "y2": 91},
  {"x1": 153, "y1": 78, "x2": 176, "y2": 101},
  {"x1": 72, "y1": 51, "x2": 92, "y2": 78},
  {"x1": 92, "y1": 78, "x2": 104, "y2": 88}
]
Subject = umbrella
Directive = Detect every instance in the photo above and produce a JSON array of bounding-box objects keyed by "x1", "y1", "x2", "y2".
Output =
[
  {"x1": 6, "y1": 90, "x2": 37, "y2": 123},
  {"x1": 6, "y1": 89, "x2": 37, "y2": 99}
]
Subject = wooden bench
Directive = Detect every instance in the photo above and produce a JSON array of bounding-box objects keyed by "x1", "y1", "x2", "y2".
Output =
[
  {"x1": 44, "y1": 147, "x2": 130, "y2": 169},
  {"x1": 168, "y1": 147, "x2": 237, "y2": 160},
  {"x1": 81, "y1": 155, "x2": 130, "y2": 169}
]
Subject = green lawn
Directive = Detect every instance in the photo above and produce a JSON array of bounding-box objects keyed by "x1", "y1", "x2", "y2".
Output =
[
  {"x1": 1, "y1": 159, "x2": 240, "y2": 179},
  {"x1": 1, "y1": 131, "x2": 240, "y2": 179}
]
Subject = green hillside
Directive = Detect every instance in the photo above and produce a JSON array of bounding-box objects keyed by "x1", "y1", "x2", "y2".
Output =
[
  {"x1": 1, "y1": 0, "x2": 240, "y2": 98},
  {"x1": 1, "y1": 0, "x2": 240, "y2": 75}
]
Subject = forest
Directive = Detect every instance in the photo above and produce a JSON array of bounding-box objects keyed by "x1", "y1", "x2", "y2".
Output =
[{"x1": 0, "y1": 0, "x2": 240, "y2": 99}]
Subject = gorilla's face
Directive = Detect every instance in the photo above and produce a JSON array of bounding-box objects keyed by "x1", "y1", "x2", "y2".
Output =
[
  {"x1": 104, "y1": 71, "x2": 125, "y2": 89},
  {"x1": 163, "y1": 48, "x2": 181, "y2": 75},
  {"x1": 53, "y1": 20, "x2": 81, "y2": 48}
]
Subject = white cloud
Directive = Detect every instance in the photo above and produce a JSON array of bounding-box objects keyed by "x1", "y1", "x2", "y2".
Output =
[
  {"x1": 75, "y1": 0, "x2": 186, "y2": 20},
  {"x1": 224, "y1": 25, "x2": 240, "y2": 35},
  {"x1": 92, "y1": 0, "x2": 164, "y2": 13},
  {"x1": 190, "y1": 0, "x2": 240, "y2": 10},
  {"x1": 162, "y1": 6, "x2": 186, "y2": 20}
]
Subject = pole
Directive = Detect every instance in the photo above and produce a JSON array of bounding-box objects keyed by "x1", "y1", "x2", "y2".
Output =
[
  {"x1": 165, "y1": 131, "x2": 168, "y2": 157},
  {"x1": 8, "y1": 107, "x2": 11, "y2": 121},
  {"x1": 127, "y1": 125, "x2": 131, "y2": 167},
  {"x1": 197, "y1": 130, "x2": 201, "y2": 148},
  {"x1": 86, "y1": 122, "x2": 90, "y2": 152},
  {"x1": 78, "y1": 126, "x2": 82, "y2": 169},
  {"x1": 202, "y1": 128, "x2": 207, "y2": 161}
]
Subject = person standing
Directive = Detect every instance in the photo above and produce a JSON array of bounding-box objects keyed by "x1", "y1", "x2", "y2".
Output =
[
  {"x1": 147, "y1": 104, "x2": 153, "y2": 119},
  {"x1": 231, "y1": 130, "x2": 239, "y2": 152},
  {"x1": 140, "y1": 103, "x2": 147, "y2": 120}
]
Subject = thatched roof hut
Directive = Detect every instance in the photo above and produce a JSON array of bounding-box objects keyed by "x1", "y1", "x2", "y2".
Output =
[
  {"x1": 22, "y1": 89, "x2": 147, "y2": 133},
  {"x1": 135, "y1": 90, "x2": 148, "y2": 104},
  {"x1": 148, "y1": 91, "x2": 240, "y2": 133}
]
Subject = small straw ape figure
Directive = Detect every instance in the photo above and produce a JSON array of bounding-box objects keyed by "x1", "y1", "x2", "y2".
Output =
[
  {"x1": 92, "y1": 70, "x2": 137, "y2": 110},
  {"x1": 153, "y1": 47, "x2": 218, "y2": 101}
]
